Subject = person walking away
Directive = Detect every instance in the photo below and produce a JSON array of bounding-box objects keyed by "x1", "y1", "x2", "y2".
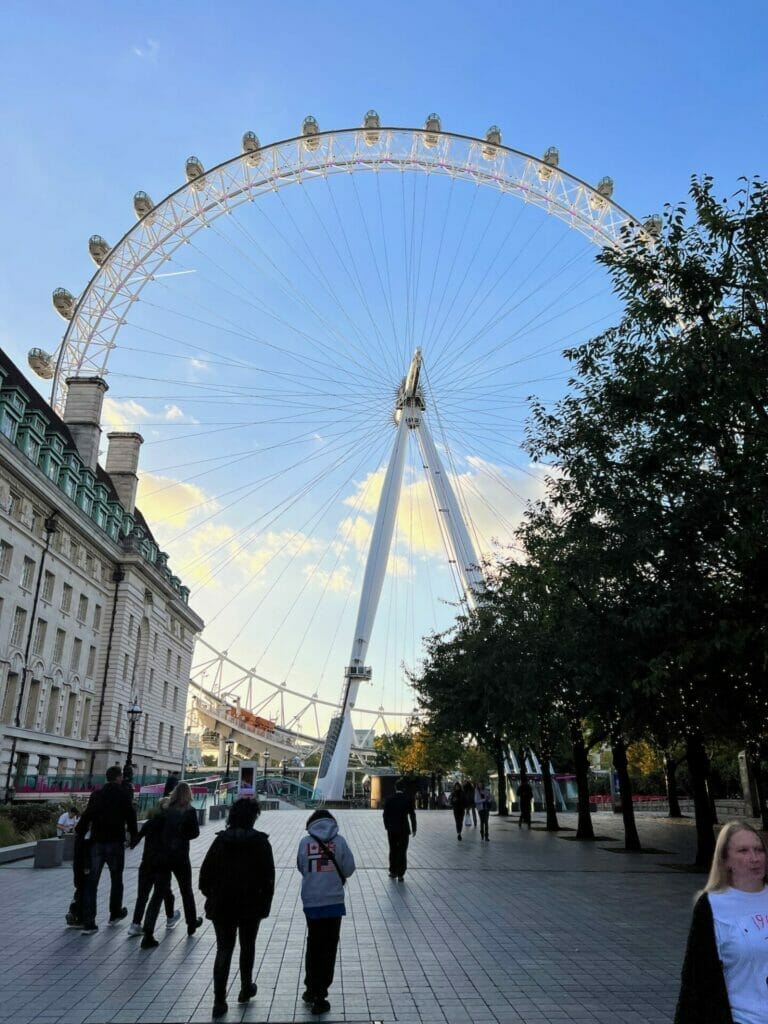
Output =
[
  {"x1": 163, "y1": 771, "x2": 180, "y2": 797},
  {"x1": 463, "y1": 780, "x2": 477, "y2": 828},
  {"x1": 383, "y1": 779, "x2": 417, "y2": 880},
  {"x1": 517, "y1": 778, "x2": 533, "y2": 829},
  {"x1": 450, "y1": 782, "x2": 465, "y2": 840},
  {"x1": 675, "y1": 820, "x2": 768, "y2": 1023},
  {"x1": 78, "y1": 765, "x2": 138, "y2": 934},
  {"x1": 199, "y1": 798, "x2": 275, "y2": 1019},
  {"x1": 57, "y1": 806, "x2": 79, "y2": 836},
  {"x1": 141, "y1": 781, "x2": 202, "y2": 948},
  {"x1": 475, "y1": 782, "x2": 492, "y2": 841},
  {"x1": 297, "y1": 810, "x2": 356, "y2": 1016},
  {"x1": 127, "y1": 808, "x2": 180, "y2": 937}
]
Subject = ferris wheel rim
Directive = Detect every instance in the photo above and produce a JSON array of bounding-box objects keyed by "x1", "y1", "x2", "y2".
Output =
[{"x1": 49, "y1": 121, "x2": 642, "y2": 411}]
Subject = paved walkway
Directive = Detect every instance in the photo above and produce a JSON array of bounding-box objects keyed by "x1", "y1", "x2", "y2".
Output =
[{"x1": 0, "y1": 808, "x2": 710, "y2": 1024}]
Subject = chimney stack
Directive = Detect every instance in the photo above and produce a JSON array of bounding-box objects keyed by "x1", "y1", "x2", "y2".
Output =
[
  {"x1": 62, "y1": 377, "x2": 108, "y2": 472},
  {"x1": 105, "y1": 432, "x2": 144, "y2": 515}
]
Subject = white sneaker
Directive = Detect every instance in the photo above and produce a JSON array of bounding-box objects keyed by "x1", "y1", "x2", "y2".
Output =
[
  {"x1": 166, "y1": 910, "x2": 182, "y2": 930},
  {"x1": 127, "y1": 922, "x2": 143, "y2": 937}
]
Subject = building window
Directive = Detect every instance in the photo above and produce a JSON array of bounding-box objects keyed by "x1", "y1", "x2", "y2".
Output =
[
  {"x1": 158, "y1": 722, "x2": 164, "y2": 750},
  {"x1": 61, "y1": 583, "x2": 72, "y2": 614},
  {"x1": 0, "y1": 540, "x2": 12, "y2": 578},
  {"x1": 77, "y1": 594, "x2": 88, "y2": 622},
  {"x1": 148, "y1": 668, "x2": 154, "y2": 694},
  {"x1": 153, "y1": 634, "x2": 158, "y2": 656},
  {"x1": 85, "y1": 552, "x2": 94, "y2": 575},
  {"x1": 70, "y1": 540, "x2": 79, "y2": 566},
  {"x1": 10, "y1": 607, "x2": 27, "y2": 647},
  {"x1": 53, "y1": 629, "x2": 66, "y2": 664},
  {"x1": 42, "y1": 570, "x2": 55, "y2": 602},
  {"x1": 172, "y1": 686, "x2": 178, "y2": 712},
  {"x1": 129, "y1": 614, "x2": 135, "y2": 637},
  {"x1": 166, "y1": 649, "x2": 171, "y2": 672},
  {"x1": 93, "y1": 604, "x2": 102, "y2": 631},
  {"x1": 70, "y1": 637, "x2": 82, "y2": 673},
  {"x1": 162, "y1": 681, "x2": 168, "y2": 707},
  {"x1": 142, "y1": 714, "x2": 149, "y2": 744},
  {"x1": 21, "y1": 556, "x2": 35, "y2": 590},
  {"x1": 8, "y1": 491, "x2": 20, "y2": 517},
  {"x1": 168, "y1": 725, "x2": 174, "y2": 753},
  {"x1": 123, "y1": 653, "x2": 129, "y2": 680},
  {"x1": 86, "y1": 645, "x2": 96, "y2": 678},
  {"x1": 116, "y1": 703, "x2": 123, "y2": 738},
  {"x1": 32, "y1": 619, "x2": 47, "y2": 655},
  {"x1": 176, "y1": 654, "x2": 181, "y2": 678}
]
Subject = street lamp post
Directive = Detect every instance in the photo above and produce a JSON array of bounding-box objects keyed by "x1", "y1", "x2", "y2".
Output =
[
  {"x1": 224, "y1": 738, "x2": 234, "y2": 782},
  {"x1": 263, "y1": 748, "x2": 269, "y2": 781},
  {"x1": 125, "y1": 701, "x2": 142, "y2": 779}
]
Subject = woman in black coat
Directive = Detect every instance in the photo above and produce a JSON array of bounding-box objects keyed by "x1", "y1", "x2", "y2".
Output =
[
  {"x1": 449, "y1": 782, "x2": 465, "y2": 840},
  {"x1": 199, "y1": 798, "x2": 275, "y2": 1019},
  {"x1": 141, "y1": 781, "x2": 201, "y2": 947}
]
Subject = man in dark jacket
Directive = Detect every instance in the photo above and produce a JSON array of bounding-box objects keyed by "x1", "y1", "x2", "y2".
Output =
[
  {"x1": 199, "y1": 798, "x2": 275, "y2": 1018},
  {"x1": 383, "y1": 779, "x2": 417, "y2": 881},
  {"x1": 78, "y1": 765, "x2": 139, "y2": 934}
]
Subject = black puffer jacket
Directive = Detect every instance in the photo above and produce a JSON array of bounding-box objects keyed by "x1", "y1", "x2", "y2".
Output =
[
  {"x1": 674, "y1": 893, "x2": 734, "y2": 1024},
  {"x1": 199, "y1": 827, "x2": 275, "y2": 923},
  {"x1": 76, "y1": 781, "x2": 138, "y2": 844}
]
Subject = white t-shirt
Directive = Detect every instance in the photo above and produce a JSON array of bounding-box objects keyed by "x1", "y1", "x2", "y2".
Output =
[
  {"x1": 57, "y1": 812, "x2": 78, "y2": 831},
  {"x1": 709, "y1": 886, "x2": 768, "y2": 1024}
]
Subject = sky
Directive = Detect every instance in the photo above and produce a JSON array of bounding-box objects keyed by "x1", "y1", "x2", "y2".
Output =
[{"x1": 1, "y1": 1, "x2": 766, "y2": 737}]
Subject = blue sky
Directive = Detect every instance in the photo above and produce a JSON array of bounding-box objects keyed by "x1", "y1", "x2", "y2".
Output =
[{"x1": 1, "y1": 1, "x2": 766, "y2": 731}]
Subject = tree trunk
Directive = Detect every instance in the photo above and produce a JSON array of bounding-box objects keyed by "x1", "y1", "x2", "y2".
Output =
[
  {"x1": 571, "y1": 719, "x2": 595, "y2": 840},
  {"x1": 611, "y1": 734, "x2": 641, "y2": 851},
  {"x1": 663, "y1": 752, "x2": 683, "y2": 818},
  {"x1": 686, "y1": 732, "x2": 716, "y2": 869},
  {"x1": 494, "y1": 742, "x2": 508, "y2": 816},
  {"x1": 538, "y1": 745, "x2": 560, "y2": 831}
]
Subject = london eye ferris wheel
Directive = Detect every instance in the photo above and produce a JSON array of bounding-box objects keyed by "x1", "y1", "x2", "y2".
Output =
[{"x1": 30, "y1": 112, "x2": 646, "y2": 796}]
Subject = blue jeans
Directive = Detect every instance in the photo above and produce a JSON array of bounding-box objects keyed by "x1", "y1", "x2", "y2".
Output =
[{"x1": 82, "y1": 841, "x2": 125, "y2": 926}]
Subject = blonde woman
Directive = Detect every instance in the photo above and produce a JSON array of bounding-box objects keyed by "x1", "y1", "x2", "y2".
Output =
[
  {"x1": 141, "y1": 781, "x2": 202, "y2": 948},
  {"x1": 675, "y1": 820, "x2": 768, "y2": 1024}
]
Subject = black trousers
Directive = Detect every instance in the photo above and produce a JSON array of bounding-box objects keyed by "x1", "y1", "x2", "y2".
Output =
[
  {"x1": 132, "y1": 859, "x2": 174, "y2": 924},
  {"x1": 304, "y1": 916, "x2": 342, "y2": 999},
  {"x1": 387, "y1": 831, "x2": 409, "y2": 877},
  {"x1": 452, "y1": 808, "x2": 464, "y2": 835},
  {"x1": 212, "y1": 918, "x2": 260, "y2": 1000},
  {"x1": 82, "y1": 841, "x2": 124, "y2": 925},
  {"x1": 478, "y1": 808, "x2": 490, "y2": 838},
  {"x1": 144, "y1": 856, "x2": 197, "y2": 936}
]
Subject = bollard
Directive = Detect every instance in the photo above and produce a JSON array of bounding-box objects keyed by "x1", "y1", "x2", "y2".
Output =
[
  {"x1": 196, "y1": 807, "x2": 207, "y2": 827},
  {"x1": 34, "y1": 838, "x2": 65, "y2": 868}
]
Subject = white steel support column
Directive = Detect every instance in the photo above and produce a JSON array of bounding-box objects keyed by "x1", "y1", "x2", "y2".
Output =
[
  {"x1": 315, "y1": 350, "x2": 486, "y2": 801},
  {"x1": 416, "y1": 420, "x2": 484, "y2": 608}
]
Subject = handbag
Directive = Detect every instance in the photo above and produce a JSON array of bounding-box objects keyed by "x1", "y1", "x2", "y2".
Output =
[
  {"x1": 464, "y1": 811, "x2": 471, "y2": 827},
  {"x1": 316, "y1": 837, "x2": 346, "y2": 885}
]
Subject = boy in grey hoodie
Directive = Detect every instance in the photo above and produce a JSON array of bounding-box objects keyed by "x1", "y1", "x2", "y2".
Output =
[{"x1": 296, "y1": 810, "x2": 356, "y2": 1016}]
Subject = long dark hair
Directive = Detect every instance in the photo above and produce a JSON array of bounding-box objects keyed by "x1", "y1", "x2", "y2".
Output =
[{"x1": 227, "y1": 798, "x2": 261, "y2": 829}]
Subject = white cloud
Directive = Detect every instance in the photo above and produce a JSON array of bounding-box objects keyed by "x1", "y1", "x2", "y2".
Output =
[
  {"x1": 189, "y1": 357, "x2": 208, "y2": 371},
  {"x1": 132, "y1": 39, "x2": 160, "y2": 61}
]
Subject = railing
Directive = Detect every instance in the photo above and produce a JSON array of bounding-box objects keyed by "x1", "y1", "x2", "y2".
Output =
[{"x1": 14, "y1": 773, "x2": 169, "y2": 794}]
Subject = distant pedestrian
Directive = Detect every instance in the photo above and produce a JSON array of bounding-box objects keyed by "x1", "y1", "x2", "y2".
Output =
[
  {"x1": 57, "y1": 806, "x2": 79, "y2": 835},
  {"x1": 141, "y1": 782, "x2": 202, "y2": 948},
  {"x1": 517, "y1": 779, "x2": 533, "y2": 829},
  {"x1": 450, "y1": 782, "x2": 465, "y2": 840},
  {"x1": 297, "y1": 810, "x2": 356, "y2": 1016},
  {"x1": 475, "y1": 782, "x2": 492, "y2": 841},
  {"x1": 78, "y1": 765, "x2": 138, "y2": 935},
  {"x1": 463, "y1": 780, "x2": 477, "y2": 827},
  {"x1": 199, "y1": 798, "x2": 275, "y2": 1019},
  {"x1": 383, "y1": 779, "x2": 417, "y2": 880},
  {"x1": 127, "y1": 809, "x2": 180, "y2": 937}
]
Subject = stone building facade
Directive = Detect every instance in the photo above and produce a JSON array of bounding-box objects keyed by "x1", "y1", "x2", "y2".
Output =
[{"x1": 0, "y1": 350, "x2": 204, "y2": 793}]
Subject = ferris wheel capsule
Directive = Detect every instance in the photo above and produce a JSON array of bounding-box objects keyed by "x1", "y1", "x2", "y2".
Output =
[
  {"x1": 302, "y1": 115, "x2": 320, "y2": 151},
  {"x1": 423, "y1": 113, "x2": 441, "y2": 148},
  {"x1": 52, "y1": 287, "x2": 76, "y2": 320},
  {"x1": 362, "y1": 110, "x2": 380, "y2": 146},
  {"x1": 589, "y1": 176, "x2": 614, "y2": 210},
  {"x1": 643, "y1": 214, "x2": 663, "y2": 239},
  {"x1": 27, "y1": 347, "x2": 54, "y2": 379},
  {"x1": 482, "y1": 125, "x2": 502, "y2": 161},
  {"x1": 88, "y1": 235, "x2": 111, "y2": 266},
  {"x1": 537, "y1": 146, "x2": 560, "y2": 181},
  {"x1": 242, "y1": 131, "x2": 261, "y2": 166},
  {"x1": 185, "y1": 156, "x2": 205, "y2": 188},
  {"x1": 133, "y1": 191, "x2": 155, "y2": 221}
]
